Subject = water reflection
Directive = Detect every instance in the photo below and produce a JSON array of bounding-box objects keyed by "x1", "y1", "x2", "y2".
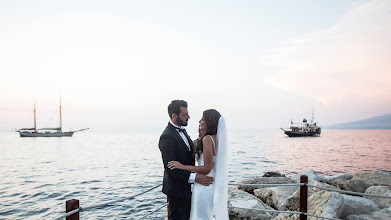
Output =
[
  {"x1": 230, "y1": 129, "x2": 391, "y2": 178},
  {"x1": 0, "y1": 129, "x2": 390, "y2": 219}
]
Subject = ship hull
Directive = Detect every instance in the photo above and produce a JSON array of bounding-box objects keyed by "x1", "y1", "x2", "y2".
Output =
[
  {"x1": 19, "y1": 132, "x2": 74, "y2": 137},
  {"x1": 284, "y1": 131, "x2": 319, "y2": 137}
]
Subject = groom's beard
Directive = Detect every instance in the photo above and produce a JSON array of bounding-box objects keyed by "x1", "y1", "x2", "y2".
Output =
[{"x1": 176, "y1": 117, "x2": 188, "y2": 126}]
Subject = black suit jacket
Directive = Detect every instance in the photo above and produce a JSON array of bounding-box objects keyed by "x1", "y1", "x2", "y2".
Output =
[{"x1": 158, "y1": 122, "x2": 195, "y2": 198}]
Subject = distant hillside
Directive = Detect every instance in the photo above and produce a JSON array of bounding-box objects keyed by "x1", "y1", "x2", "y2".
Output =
[{"x1": 326, "y1": 114, "x2": 391, "y2": 129}]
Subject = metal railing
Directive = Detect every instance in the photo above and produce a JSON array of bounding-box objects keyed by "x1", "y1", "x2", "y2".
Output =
[{"x1": 54, "y1": 184, "x2": 163, "y2": 220}]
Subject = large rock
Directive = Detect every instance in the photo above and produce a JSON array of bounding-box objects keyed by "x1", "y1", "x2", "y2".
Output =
[
  {"x1": 364, "y1": 186, "x2": 391, "y2": 208},
  {"x1": 254, "y1": 186, "x2": 301, "y2": 210},
  {"x1": 263, "y1": 171, "x2": 286, "y2": 177},
  {"x1": 340, "y1": 194, "x2": 379, "y2": 218},
  {"x1": 308, "y1": 179, "x2": 339, "y2": 193},
  {"x1": 344, "y1": 178, "x2": 372, "y2": 193},
  {"x1": 346, "y1": 207, "x2": 391, "y2": 220},
  {"x1": 279, "y1": 188, "x2": 301, "y2": 211},
  {"x1": 354, "y1": 169, "x2": 391, "y2": 186},
  {"x1": 327, "y1": 178, "x2": 346, "y2": 190},
  {"x1": 290, "y1": 170, "x2": 326, "y2": 183},
  {"x1": 228, "y1": 188, "x2": 275, "y2": 220},
  {"x1": 307, "y1": 191, "x2": 344, "y2": 219},
  {"x1": 273, "y1": 213, "x2": 299, "y2": 220},
  {"x1": 237, "y1": 177, "x2": 295, "y2": 195},
  {"x1": 325, "y1": 173, "x2": 354, "y2": 190},
  {"x1": 325, "y1": 173, "x2": 353, "y2": 182}
]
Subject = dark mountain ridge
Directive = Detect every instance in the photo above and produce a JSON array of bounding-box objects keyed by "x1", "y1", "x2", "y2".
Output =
[{"x1": 326, "y1": 114, "x2": 391, "y2": 129}]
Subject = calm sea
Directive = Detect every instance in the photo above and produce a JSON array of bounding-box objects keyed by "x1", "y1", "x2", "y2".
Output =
[{"x1": 1, "y1": 129, "x2": 390, "y2": 219}]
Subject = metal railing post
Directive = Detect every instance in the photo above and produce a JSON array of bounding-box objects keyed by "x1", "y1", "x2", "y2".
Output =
[
  {"x1": 66, "y1": 199, "x2": 79, "y2": 220},
  {"x1": 300, "y1": 175, "x2": 308, "y2": 220}
]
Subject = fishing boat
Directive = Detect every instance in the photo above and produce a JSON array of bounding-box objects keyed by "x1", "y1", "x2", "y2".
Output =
[
  {"x1": 16, "y1": 98, "x2": 89, "y2": 137},
  {"x1": 281, "y1": 109, "x2": 321, "y2": 137}
]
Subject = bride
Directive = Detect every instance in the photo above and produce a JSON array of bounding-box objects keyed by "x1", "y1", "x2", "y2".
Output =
[{"x1": 168, "y1": 109, "x2": 228, "y2": 220}]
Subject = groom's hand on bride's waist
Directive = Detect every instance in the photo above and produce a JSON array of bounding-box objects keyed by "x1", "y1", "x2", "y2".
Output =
[{"x1": 195, "y1": 174, "x2": 213, "y2": 186}]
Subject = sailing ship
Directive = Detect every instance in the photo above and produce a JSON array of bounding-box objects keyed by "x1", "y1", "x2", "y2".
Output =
[
  {"x1": 281, "y1": 109, "x2": 321, "y2": 137},
  {"x1": 16, "y1": 98, "x2": 89, "y2": 137}
]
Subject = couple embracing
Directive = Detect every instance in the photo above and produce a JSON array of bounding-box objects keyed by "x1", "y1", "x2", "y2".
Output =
[{"x1": 158, "y1": 100, "x2": 229, "y2": 220}]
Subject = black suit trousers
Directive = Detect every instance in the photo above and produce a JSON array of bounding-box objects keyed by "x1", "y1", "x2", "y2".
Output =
[{"x1": 168, "y1": 196, "x2": 191, "y2": 220}]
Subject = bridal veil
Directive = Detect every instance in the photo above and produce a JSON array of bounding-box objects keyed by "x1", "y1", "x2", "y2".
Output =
[{"x1": 213, "y1": 116, "x2": 229, "y2": 219}]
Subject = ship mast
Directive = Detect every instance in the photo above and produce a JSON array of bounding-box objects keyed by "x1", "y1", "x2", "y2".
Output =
[
  {"x1": 34, "y1": 101, "x2": 37, "y2": 133},
  {"x1": 60, "y1": 97, "x2": 62, "y2": 132},
  {"x1": 311, "y1": 107, "x2": 315, "y2": 123}
]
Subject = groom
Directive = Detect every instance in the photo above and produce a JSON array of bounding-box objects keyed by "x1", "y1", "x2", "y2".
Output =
[{"x1": 158, "y1": 100, "x2": 213, "y2": 220}]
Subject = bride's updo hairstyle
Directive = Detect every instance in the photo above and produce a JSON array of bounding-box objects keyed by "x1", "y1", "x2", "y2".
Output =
[{"x1": 195, "y1": 109, "x2": 221, "y2": 158}]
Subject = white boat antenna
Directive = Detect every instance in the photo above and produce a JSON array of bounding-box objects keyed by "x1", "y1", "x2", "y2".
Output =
[
  {"x1": 34, "y1": 101, "x2": 37, "y2": 133},
  {"x1": 311, "y1": 107, "x2": 315, "y2": 123},
  {"x1": 60, "y1": 96, "x2": 62, "y2": 133}
]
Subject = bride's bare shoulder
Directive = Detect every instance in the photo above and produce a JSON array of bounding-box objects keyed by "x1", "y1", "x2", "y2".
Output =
[{"x1": 201, "y1": 135, "x2": 215, "y2": 145}]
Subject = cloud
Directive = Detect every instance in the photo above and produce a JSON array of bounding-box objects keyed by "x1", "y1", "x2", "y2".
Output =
[{"x1": 263, "y1": 0, "x2": 391, "y2": 106}]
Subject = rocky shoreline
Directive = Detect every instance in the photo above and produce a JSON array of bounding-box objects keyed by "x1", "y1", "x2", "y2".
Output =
[{"x1": 228, "y1": 169, "x2": 391, "y2": 220}]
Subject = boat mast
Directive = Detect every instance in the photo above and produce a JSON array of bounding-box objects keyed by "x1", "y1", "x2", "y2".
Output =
[
  {"x1": 311, "y1": 107, "x2": 315, "y2": 123},
  {"x1": 34, "y1": 101, "x2": 37, "y2": 133},
  {"x1": 60, "y1": 97, "x2": 62, "y2": 132}
]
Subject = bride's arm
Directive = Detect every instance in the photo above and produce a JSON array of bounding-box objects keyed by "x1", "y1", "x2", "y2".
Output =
[{"x1": 168, "y1": 136, "x2": 214, "y2": 174}]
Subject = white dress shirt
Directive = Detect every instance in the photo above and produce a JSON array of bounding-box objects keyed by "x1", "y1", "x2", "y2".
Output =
[{"x1": 169, "y1": 120, "x2": 196, "y2": 183}]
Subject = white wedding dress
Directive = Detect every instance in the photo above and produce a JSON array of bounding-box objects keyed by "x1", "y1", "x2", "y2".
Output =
[
  {"x1": 190, "y1": 116, "x2": 229, "y2": 220},
  {"x1": 190, "y1": 136, "x2": 216, "y2": 220}
]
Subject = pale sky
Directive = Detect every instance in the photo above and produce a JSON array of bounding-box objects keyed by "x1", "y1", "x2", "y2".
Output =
[{"x1": 1, "y1": 0, "x2": 390, "y2": 131}]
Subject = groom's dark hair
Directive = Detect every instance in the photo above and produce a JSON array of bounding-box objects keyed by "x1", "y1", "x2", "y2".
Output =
[{"x1": 168, "y1": 100, "x2": 188, "y2": 119}]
